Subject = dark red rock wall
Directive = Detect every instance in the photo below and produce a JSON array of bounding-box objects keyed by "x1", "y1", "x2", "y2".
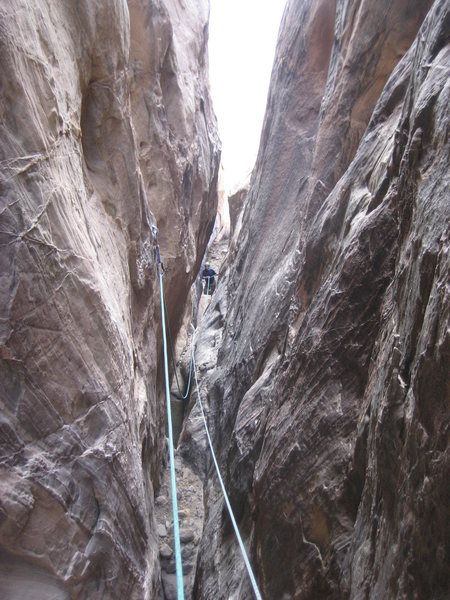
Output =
[{"x1": 190, "y1": 1, "x2": 449, "y2": 598}]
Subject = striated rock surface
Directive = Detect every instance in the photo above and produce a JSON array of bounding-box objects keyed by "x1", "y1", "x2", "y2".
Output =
[
  {"x1": 185, "y1": 0, "x2": 449, "y2": 598},
  {"x1": 0, "y1": 1, "x2": 218, "y2": 599},
  {"x1": 128, "y1": 0, "x2": 220, "y2": 330}
]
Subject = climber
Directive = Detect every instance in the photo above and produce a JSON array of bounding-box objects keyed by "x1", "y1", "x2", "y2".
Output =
[{"x1": 202, "y1": 262, "x2": 217, "y2": 295}]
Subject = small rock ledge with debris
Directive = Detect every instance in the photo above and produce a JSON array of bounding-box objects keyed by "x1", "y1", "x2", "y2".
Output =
[{"x1": 155, "y1": 454, "x2": 204, "y2": 600}]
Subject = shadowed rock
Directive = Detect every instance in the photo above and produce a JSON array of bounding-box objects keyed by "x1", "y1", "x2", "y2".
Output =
[
  {"x1": 186, "y1": 1, "x2": 449, "y2": 598},
  {"x1": 0, "y1": 1, "x2": 218, "y2": 598}
]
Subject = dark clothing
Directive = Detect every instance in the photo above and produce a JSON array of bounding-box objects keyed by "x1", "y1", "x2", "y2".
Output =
[
  {"x1": 202, "y1": 268, "x2": 216, "y2": 294},
  {"x1": 202, "y1": 268, "x2": 216, "y2": 283}
]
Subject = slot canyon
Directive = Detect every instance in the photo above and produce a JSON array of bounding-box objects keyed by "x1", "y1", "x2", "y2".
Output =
[{"x1": 0, "y1": 1, "x2": 449, "y2": 599}]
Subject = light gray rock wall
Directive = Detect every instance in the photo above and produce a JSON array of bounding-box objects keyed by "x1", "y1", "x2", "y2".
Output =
[
  {"x1": 187, "y1": 0, "x2": 449, "y2": 598},
  {"x1": 0, "y1": 1, "x2": 218, "y2": 598}
]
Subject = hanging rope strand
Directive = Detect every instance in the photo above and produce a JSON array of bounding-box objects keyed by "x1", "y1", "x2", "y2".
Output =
[
  {"x1": 163, "y1": 293, "x2": 194, "y2": 400},
  {"x1": 153, "y1": 222, "x2": 261, "y2": 598},
  {"x1": 155, "y1": 238, "x2": 185, "y2": 600},
  {"x1": 192, "y1": 346, "x2": 263, "y2": 600}
]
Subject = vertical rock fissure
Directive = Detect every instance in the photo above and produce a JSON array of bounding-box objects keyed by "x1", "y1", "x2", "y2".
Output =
[
  {"x1": 1, "y1": 1, "x2": 449, "y2": 599},
  {"x1": 178, "y1": 1, "x2": 449, "y2": 599},
  {"x1": 0, "y1": 1, "x2": 219, "y2": 599}
]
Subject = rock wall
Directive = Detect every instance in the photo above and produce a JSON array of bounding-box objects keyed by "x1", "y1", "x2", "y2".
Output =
[
  {"x1": 185, "y1": 0, "x2": 449, "y2": 598},
  {"x1": 128, "y1": 0, "x2": 220, "y2": 331},
  {"x1": 0, "y1": 1, "x2": 218, "y2": 599}
]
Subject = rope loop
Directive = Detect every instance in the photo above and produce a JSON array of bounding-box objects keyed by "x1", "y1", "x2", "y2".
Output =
[
  {"x1": 156, "y1": 233, "x2": 261, "y2": 599},
  {"x1": 192, "y1": 340, "x2": 263, "y2": 600}
]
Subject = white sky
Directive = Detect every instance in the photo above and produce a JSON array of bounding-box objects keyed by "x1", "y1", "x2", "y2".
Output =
[{"x1": 208, "y1": 0, "x2": 287, "y2": 191}]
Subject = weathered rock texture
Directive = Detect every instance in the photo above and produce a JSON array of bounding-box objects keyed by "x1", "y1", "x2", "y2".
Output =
[
  {"x1": 0, "y1": 1, "x2": 218, "y2": 598},
  {"x1": 154, "y1": 454, "x2": 204, "y2": 600},
  {"x1": 128, "y1": 0, "x2": 219, "y2": 331},
  {"x1": 184, "y1": 0, "x2": 449, "y2": 598}
]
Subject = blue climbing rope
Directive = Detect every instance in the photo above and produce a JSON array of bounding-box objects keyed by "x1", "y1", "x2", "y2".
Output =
[
  {"x1": 153, "y1": 223, "x2": 260, "y2": 598},
  {"x1": 191, "y1": 339, "x2": 263, "y2": 600},
  {"x1": 155, "y1": 236, "x2": 184, "y2": 600}
]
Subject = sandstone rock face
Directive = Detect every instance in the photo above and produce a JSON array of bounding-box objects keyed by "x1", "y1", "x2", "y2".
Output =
[
  {"x1": 0, "y1": 1, "x2": 218, "y2": 599},
  {"x1": 228, "y1": 183, "x2": 248, "y2": 247},
  {"x1": 154, "y1": 454, "x2": 204, "y2": 600},
  {"x1": 186, "y1": 1, "x2": 449, "y2": 598},
  {"x1": 128, "y1": 0, "x2": 220, "y2": 331}
]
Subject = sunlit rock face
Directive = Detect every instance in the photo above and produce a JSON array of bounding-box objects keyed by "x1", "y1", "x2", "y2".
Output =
[
  {"x1": 0, "y1": 1, "x2": 218, "y2": 598},
  {"x1": 188, "y1": 0, "x2": 449, "y2": 598}
]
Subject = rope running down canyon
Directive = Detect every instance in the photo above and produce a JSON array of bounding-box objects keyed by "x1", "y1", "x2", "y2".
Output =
[
  {"x1": 155, "y1": 228, "x2": 262, "y2": 599},
  {"x1": 191, "y1": 335, "x2": 263, "y2": 600},
  {"x1": 155, "y1": 232, "x2": 185, "y2": 600}
]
